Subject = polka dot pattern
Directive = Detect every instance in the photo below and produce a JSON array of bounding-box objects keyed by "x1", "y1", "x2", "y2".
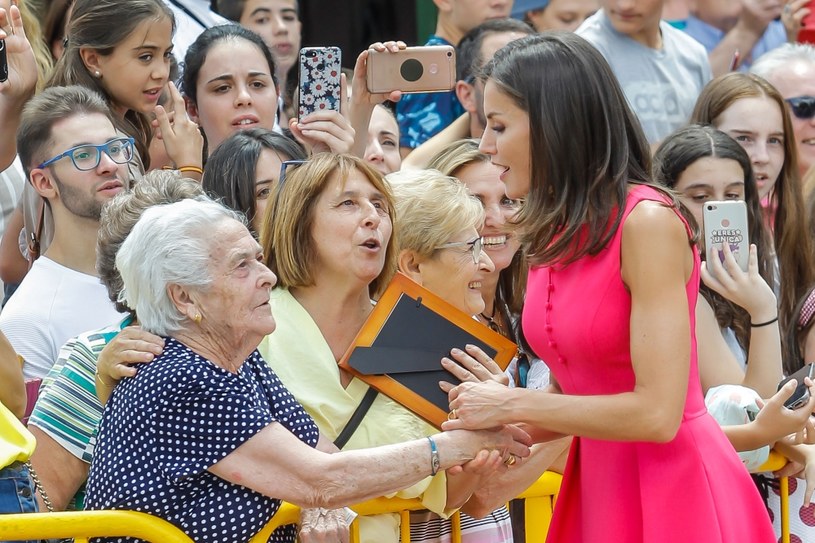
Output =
[{"x1": 86, "y1": 338, "x2": 319, "y2": 542}]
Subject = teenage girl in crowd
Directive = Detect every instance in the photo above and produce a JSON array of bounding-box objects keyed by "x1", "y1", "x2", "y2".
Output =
[
  {"x1": 690, "y1": 72, "x2": 815, "y2": 375},
  {"x1": 652, "y1": 124, "x2": 813, "y2": 461},
  {"x1": 443, "y1": 32, "x2": 776, "y2": 542},
  {"x1": 182, "y1": 23, "x2": 353, "y2": 160}
]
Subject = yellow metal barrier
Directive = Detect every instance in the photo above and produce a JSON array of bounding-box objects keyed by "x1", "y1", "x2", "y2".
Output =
[
  {"x1": 0, "y1": 510, "x2": 194, "y2": 542},
  {"x1": 250, "y1": 471, "x2": 563, "y2": 543},
  {"x1": 757, "y1": 451, "x2": 789, "y2": 543}
]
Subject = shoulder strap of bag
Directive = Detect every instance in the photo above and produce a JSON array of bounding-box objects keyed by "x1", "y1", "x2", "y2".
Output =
[
  {"x1": 334, "y1": 387, "x2": 378, "y2": 449},
  {"x1": 26, "y1": 198, "x2": 45, "y2": 269}
]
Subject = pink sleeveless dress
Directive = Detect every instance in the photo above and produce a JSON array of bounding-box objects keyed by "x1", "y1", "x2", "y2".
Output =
[{"x1": 524, "y1": 185, "x2": 775, "y2": 542}]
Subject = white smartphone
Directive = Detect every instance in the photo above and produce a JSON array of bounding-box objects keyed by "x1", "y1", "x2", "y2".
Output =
[{"x1": 702, "y1": 200, "x2": 749, "y2": 274}]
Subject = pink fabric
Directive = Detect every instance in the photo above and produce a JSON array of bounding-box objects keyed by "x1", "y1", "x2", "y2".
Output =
[{"x1": 524, "y1": 185, "x2": 775, "y2": 543}]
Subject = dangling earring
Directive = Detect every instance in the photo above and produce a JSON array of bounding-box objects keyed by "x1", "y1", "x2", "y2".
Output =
[{"x1": 93, "y1": 70, "x2": 102, "y2": 79}]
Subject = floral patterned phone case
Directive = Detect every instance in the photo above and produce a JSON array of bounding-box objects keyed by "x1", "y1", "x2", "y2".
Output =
[{"x1": 298, "y1": 46, "x2": 342, "y2": 119}]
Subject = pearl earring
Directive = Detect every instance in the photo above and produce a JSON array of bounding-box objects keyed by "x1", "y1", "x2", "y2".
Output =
[{"x1": 93, "y1": 70, "x2": 102, "y2": 79}]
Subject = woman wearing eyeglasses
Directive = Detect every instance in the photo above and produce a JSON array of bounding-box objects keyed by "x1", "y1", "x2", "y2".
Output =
[{"x1": 259, "y1": 153, "x2": 518, "y2": 543}]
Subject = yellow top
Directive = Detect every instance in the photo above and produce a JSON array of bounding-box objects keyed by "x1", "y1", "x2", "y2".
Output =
[{"x1": 0, "y1": 400, "x2": 36, "y2": 467}]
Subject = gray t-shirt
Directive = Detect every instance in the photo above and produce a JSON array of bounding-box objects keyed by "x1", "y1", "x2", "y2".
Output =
[{"x1": 577, "y1": 10, "x2": 712, "y2": 144}]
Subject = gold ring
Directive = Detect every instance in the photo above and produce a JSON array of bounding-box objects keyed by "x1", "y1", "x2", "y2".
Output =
[
  {"x1": 448, "y1": 409, "x2": 457, "y2": 420},
  {"x1": 504, "y1": 454, "x2": 517, "y2": 466}
]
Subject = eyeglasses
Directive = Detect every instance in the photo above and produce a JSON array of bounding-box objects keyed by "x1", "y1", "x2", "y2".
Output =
[
  {"x1": 785, "y1": 96, "x2": 815, "y2": 120},
  {"x1": 38, "y1": 137, "x2": 135, "y2": 171},
  {"x1": 273, "y1": 159, "x2": 308, "y2": 212},
  {"x1": 436, "y1": 237, "x2": 484, "y2": 265}
]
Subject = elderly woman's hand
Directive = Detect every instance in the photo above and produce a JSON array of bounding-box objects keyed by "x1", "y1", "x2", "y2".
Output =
[
  {"x1": 440, "y1": 344, "x2": 511, "y2": 389},
  {"x1": 298, "y1": 507, "x2": 351, "y2": 543}
]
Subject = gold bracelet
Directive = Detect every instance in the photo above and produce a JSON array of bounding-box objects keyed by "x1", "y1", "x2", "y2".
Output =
[
  {"x1": 177, "y1": 165, "x2": 203, "y2": 175},
  {"x1": 95, "y1": 369, "x2": 115, "y2": 387}
]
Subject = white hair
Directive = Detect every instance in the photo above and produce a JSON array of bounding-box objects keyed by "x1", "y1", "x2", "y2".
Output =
[
  {"x1": 751, "y1": 43, "x2": 815, "y2": 81},
  {"x1": 116, "y1": 199, "x2": 245, "y2": 336}
]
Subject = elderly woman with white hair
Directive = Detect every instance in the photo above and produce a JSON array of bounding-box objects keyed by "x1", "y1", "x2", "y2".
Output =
[{"x1": 84, "y1": 198, "x2": 530, "y2": 543}]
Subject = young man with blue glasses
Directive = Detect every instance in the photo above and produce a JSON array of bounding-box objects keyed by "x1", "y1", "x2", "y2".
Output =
[{"x1": 0, "y1": 85, "x2": 129, "y2": 382}]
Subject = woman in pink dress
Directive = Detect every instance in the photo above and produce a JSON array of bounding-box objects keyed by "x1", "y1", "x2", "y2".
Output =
[{"x1": 443, "y1": 33, "x2": 777, "y2": 542}]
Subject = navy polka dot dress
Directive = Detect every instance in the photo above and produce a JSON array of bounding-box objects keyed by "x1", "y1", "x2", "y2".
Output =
[{"x1": 86, "y1": 338, "x2": 319, "y2": 543}]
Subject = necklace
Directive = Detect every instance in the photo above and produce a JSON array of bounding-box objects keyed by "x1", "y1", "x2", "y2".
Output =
[{"x1": 480, "y1": 306, "x2": 503, "y2": 334}]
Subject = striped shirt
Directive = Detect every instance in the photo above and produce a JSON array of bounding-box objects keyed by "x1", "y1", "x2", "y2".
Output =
[{"x1": 28, "y1": 316, "x2": 133, "y2": 508}]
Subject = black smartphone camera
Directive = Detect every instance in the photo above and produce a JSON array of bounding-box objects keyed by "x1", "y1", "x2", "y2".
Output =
[{"x1": 779, "y1": 363, "x2": 815, "y2": 410}]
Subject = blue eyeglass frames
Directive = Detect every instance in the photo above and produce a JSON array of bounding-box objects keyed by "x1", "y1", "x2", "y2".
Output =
[{"x1": 37, "y1": 136, "x2": 135, "y2": 171}]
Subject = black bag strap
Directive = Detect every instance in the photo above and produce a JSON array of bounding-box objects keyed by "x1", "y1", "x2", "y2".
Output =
[{"x1": 334, "y1": 387, "x2": 378, "y2": 449}]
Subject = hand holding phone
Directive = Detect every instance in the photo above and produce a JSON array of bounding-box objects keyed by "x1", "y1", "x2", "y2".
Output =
[
  {"x1": 779, "y1": 363, "x2": 815, "y2": 409},
  {"x1": 366, "y1": 46, "x2": 456, "y2": 94},
  {"x1": 298, "y1": 46, "x2": 342, "y2": 120},
  {"x1": 703, "y1": 201, "x2": 749, "y2": 276}
]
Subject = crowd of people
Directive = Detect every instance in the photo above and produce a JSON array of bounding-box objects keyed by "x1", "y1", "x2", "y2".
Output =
[{"x1": 2, "y1": 0, "x2": 815, "y2": 542}]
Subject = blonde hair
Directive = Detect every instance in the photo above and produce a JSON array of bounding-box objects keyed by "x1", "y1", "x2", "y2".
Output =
[
  {"x1": 387, "y1": 169, "x2": 484, "y2": 260},
  {"x1": 427, "y1": 138, "x2": 490, "y2": 177},
  {"x1": 16, "y1": 0, "x2": 54, "y2": 91},
  {"x1": 263, "y1": 153, "x2": 398, "y2": 299}
]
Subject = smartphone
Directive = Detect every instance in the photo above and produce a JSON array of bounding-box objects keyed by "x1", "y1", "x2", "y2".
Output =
[
  {"x1": 799, "y1": 1, "x2": 815, "y2": 44},
  {"x1": 367, "y1": 45, "x2": 456, "y2": 94},
  {"x1": 703, "y1": 200, "x2": 749, "y2": 274},
  {"x1": 298, "y1": 46, "x2": 341, "y2": 119},
  {"x1": 0, "y1": 39, "x2": 7, "y2": 83},
  {"x1": 779, "y1": 363, "x2": 815, "y2": 409}
]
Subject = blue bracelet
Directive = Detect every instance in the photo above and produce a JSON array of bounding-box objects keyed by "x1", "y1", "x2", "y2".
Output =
[{"x1": 427, "y1": 436, "x2": 440, "y2": 476}]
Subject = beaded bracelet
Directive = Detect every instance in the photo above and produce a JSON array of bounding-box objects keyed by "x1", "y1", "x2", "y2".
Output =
[{"x1": 751, "y1": 316, "x2": 778, "y2": 328}]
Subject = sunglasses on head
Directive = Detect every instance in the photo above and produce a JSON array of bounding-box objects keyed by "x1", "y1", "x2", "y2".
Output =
[{"x1": 785, "y1": 96, "x2": 815, "y2": 120}]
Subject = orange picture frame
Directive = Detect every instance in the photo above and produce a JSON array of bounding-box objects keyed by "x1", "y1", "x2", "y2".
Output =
[{"x1": 338, "y1": 273, "x2": 518, "y2": 428}]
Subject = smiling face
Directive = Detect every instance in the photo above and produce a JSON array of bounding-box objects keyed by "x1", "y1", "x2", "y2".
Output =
[
  {"x1": 714, "y1": 96, "x2": 785, "y2": 200},
  {"x1": 239, "y1": 0, "x2": 301, "y2": 77},
  {"x1": 187, "y1": 38, "x2": 279, "y2": 152},
  {"x1": 35, "y1": 113, "x2": 130, "y2": 220},
  {"x1": 364, "y1": 105, "x2": 401, "y2": 175},
  {"x1": 763, "y1": 60, "x2": 815, "y2": 179},
  {"x1": 416, "y1": 226, "x2": 495, "y2": 316},
  {"x1": 310, "y1": 169, "x2": 393, "y2": 288},
  {"x1": 195, "y1": 218, "x2": 278, "y2": 346},
  {"x1": 673, "y1": 155, "x2": 746, "y2": 231},
  {"x1": 90, "y1": 16, "x2": 174, "y2": 115},
  {"x1": 454, "y1": 160, "x2": 521, "y2": 273},
  {"x1": 479, "y1": 79, "x2": 532, "y2": 200}
]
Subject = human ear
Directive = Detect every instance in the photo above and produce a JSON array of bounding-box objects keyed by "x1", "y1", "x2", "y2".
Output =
[
  {"x1": 185, "y1": 96, "x2": 200, "y2": 124},
  {"x1": 79, "y1": 47, "x2": 103, "y2": 77},
  {"x1": 29, "y1": 169, "x2": 57, "y2": 200},
  {"x1": 398, "y1": 250, "x2": 425, "y2": 285},
  {"x1": 167, "y1": 283, "x2": 201, "y2": 322},
  {"x1": 456, "y1": 81, "x2": 478, "y2": 114}
]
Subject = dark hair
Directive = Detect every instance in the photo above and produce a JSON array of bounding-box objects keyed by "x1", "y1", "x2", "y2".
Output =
[
  {"x1": 181, "y1": 24, "x2": 278, "y2": 107},
  {"x1": 483, "y1": 33, "x2": 655, "y2": 266},
  {"x1": 457, "y1": 18, "x2": 534, "y2": 82},
  {"x1": 691, "y1": 72, "x2": 815, "y2": 372},
  {"x1": 16, "y1": 85, "x2": 112, "y2": 177},
  {"x1": 653, "y1": 124, "x2": 775, "y2": 354},
  {"x1": 202, "y1": 128, "x2": 305, "y2": 236},
  {"x1": 47, "y1": 0, "x2": 176, "y2": 170}
]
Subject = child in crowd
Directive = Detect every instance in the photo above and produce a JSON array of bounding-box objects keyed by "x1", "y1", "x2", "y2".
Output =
[{"x1": 511, "y1": 0, "x2": 598, "y2": 32}]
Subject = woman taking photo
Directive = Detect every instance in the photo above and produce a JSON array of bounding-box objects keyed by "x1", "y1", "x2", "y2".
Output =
[{"x1": 443, "y1": 33, "x2": 776, "y2": 542}]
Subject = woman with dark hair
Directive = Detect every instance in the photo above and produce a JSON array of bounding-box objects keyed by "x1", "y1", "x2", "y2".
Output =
[
  {"x1": 202, "y1": 128, "x2": 305, "y2": 236},
  {"x1": 182, "y1": 24, "x2": 353, "y2": 158},
  {"x1": 443, "y1": 33, "x2": 776, "y2": 541},
  {"x1": 690, "y1": 72, "x2": 815, "y2": 378}
]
